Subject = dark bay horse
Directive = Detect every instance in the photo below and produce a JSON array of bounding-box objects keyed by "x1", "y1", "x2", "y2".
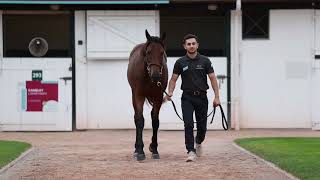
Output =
[{"x1": 127, "y1": 30, "x2": 168, "y2": 161}]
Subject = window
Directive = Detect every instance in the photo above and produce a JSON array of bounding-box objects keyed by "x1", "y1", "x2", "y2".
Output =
[
  {"x1": 3, "y1": 12, "x2": 72, "y2": 57},
  {"x1": 242, "y1": 9, "x2": 269, "y2": 39},
  {"x1": 160, "y1": 9, "x2": 229, "y2": 57}
]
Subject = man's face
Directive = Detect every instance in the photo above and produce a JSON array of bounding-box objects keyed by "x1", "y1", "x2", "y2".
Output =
[{"x1": 183, "y1": 38, "x2": 199, "y2": 54}]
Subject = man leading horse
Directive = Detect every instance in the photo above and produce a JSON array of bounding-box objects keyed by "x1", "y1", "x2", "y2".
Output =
[{"x1": 164, "y1": 34, "x2": 221, "y2": 162}]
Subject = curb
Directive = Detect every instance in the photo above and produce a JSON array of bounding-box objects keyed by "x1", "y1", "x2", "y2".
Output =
[
  {"x1": 232, "y1": 143, "x2": 300, "y2": 180},
  {"x1": 0, "y1": 147, "x2": 34, "y2": 175}
]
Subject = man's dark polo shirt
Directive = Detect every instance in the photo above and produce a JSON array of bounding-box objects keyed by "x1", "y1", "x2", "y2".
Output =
[{"x1": 173, "y1": 53, "x2": 214, "y2": 92}]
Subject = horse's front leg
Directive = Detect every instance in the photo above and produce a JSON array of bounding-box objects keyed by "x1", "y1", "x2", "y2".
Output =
[
  {"x1": 133, "y1": 95, "x2": 146, "y2": 161},
  {"x1": 149, "y1": 100, "x2": 161, "y2": 159}
]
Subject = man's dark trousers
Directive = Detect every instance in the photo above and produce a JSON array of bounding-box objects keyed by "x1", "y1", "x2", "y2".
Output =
[{"x1": 181, "y1": 92, "x2": 208, "y2": 153}]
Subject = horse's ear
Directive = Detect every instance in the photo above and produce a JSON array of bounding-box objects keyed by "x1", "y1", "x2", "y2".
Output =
[
  {"x1": 145, "y1": 29, "x2": 151, "y2": 41},
  {"x1": 161, "y1": 32, "x2": 166, "y2": 41}
]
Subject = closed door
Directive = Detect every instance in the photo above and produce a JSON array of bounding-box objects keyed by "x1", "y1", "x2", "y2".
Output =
[
  {"x1": 0, "y1": 58, "x2": 72, "y2": 131},
  {"x1": 0, "y1": 11, "x2": 73, "y2": 131}
]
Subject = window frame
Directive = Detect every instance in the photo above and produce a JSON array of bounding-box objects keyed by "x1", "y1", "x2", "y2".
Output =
[
  {"x1": 242, "y1": 8, "x2": 270, "y2": 40},
  {"x1": 2, "y1": 11, "x2": 72, "y2": 58}
]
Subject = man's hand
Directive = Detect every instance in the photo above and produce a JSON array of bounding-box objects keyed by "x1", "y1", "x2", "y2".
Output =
[
  {"x1": 208, "y1": 73, "x2": 221, "y2": 107},
  {"x1": 213, "y1": 97, "x2": 221, "y2": 107},
  {"x1": 163, "y1": 93, "x2": 173, "y2": 102}
]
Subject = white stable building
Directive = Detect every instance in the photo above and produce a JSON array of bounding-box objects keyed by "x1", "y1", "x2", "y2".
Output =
[{"x1": 0, "y1": 0, "x2": 319, "y2": 131}]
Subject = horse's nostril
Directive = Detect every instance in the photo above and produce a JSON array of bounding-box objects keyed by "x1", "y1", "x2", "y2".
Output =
[{"x1": 152, "y1": 76, "x2": 160, "y2": 81}]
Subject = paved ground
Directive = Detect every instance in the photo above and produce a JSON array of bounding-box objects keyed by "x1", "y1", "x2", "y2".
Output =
[{"x1": 0, "y1": 129, "x2": 319, "y2": 180}]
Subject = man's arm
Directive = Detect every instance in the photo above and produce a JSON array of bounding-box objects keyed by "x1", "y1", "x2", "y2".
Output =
[
  {"x1": 208, "y1": 72, "x2": 221, "y2": 107},
  {"x1": 164, "y1": 73, "x2": 179, "y2": 101}
]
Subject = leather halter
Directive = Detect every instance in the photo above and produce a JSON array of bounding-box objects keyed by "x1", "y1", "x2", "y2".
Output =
[{"x1": 144, "y1": 41, "x2": 165, "y2": 77}]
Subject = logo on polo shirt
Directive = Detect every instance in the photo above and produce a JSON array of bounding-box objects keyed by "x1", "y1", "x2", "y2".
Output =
[
  {"x1": 196, "y1": 64, "x2": 204, "y2": 69},
  {"x1": 183, "y1": 66, "x2": 188, "y2": 72}
]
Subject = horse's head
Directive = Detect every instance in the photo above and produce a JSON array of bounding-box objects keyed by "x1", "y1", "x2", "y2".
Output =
[{"x1": 144, "y1": 30, "x2": 166, "y2": 84}]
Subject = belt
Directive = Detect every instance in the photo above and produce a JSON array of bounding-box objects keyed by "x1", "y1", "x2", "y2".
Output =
[{"x1": 183, "y1": 90, "x2": 207, "y2": 96}]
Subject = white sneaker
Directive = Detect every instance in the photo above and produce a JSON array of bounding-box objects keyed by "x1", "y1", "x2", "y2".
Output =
[
  {"x1": 196, "y1": 143, "x2": 202, "y2": 157},
  {"x1": 186, "y1": 151, "x2": 196, "y2": 162}
]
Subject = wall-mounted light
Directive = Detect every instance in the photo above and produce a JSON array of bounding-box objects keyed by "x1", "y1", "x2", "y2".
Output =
[
  {"x1": 208, "y1": 4, "x2": 217, "y2": 11},
  {"x1": 50, "y1": 4, "x2": 60, "y2": 11}
]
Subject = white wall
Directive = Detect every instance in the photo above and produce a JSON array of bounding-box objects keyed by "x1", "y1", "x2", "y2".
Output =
[{"x1": 232, "y1": 9, "x2": 319, "y2": 128}]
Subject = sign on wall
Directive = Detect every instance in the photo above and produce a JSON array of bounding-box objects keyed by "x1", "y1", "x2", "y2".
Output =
[
  {"x1": 32, "y1": 70, "x2": 43, "y2": 81},
  {"x1": 21, "y1": 81, "x2": 59, "y2": 112}
]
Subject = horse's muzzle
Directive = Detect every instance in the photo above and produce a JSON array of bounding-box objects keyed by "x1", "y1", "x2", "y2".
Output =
[{"x1": 151, "y1": 73, "x2": 161, "y2": 83}]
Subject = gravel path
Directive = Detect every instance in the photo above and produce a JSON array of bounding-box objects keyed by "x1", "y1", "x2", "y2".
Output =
[{"x1": 0, "y1": 129, "x2": 318, "y2": 180}]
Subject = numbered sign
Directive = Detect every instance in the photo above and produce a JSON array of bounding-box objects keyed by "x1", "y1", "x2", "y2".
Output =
[{"x1": 32, "y1": 70, "x2": 42, "y2": 81}]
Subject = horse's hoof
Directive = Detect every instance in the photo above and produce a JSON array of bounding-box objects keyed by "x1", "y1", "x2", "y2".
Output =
[
  {"x1": 152, "y1": 153, "x2": 160, "y2": 159},
  {"x1": 133, "y1": 152, "x2": 138, "y2": 158},
  {"x1": 136, "y1": 153, "x2": 146, "y2": 161}
]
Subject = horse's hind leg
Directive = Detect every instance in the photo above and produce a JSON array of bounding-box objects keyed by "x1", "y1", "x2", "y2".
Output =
[
  {"x1": 133, "y1": 95, "x2": 146, "y2": 161},
  {"x1": 149, "y1": 101, "x2": 161, "y2": 159}
]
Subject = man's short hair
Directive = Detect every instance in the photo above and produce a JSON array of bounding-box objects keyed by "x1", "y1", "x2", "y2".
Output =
[{"x1": 183, "y1": 34, "x2": 199, "y2": 44}]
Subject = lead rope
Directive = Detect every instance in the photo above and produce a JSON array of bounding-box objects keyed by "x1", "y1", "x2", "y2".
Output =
[
  {"x1": 209, "y1": 104, "x2": 228, "y2": 130},
  {"x1": 157, "y1": 82, "x2": 228, "y2": 130}
]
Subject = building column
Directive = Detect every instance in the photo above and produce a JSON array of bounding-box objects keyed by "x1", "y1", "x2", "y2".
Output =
[{"x1": 231, "y1": 0, "x2": 242, "y2": 130}]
